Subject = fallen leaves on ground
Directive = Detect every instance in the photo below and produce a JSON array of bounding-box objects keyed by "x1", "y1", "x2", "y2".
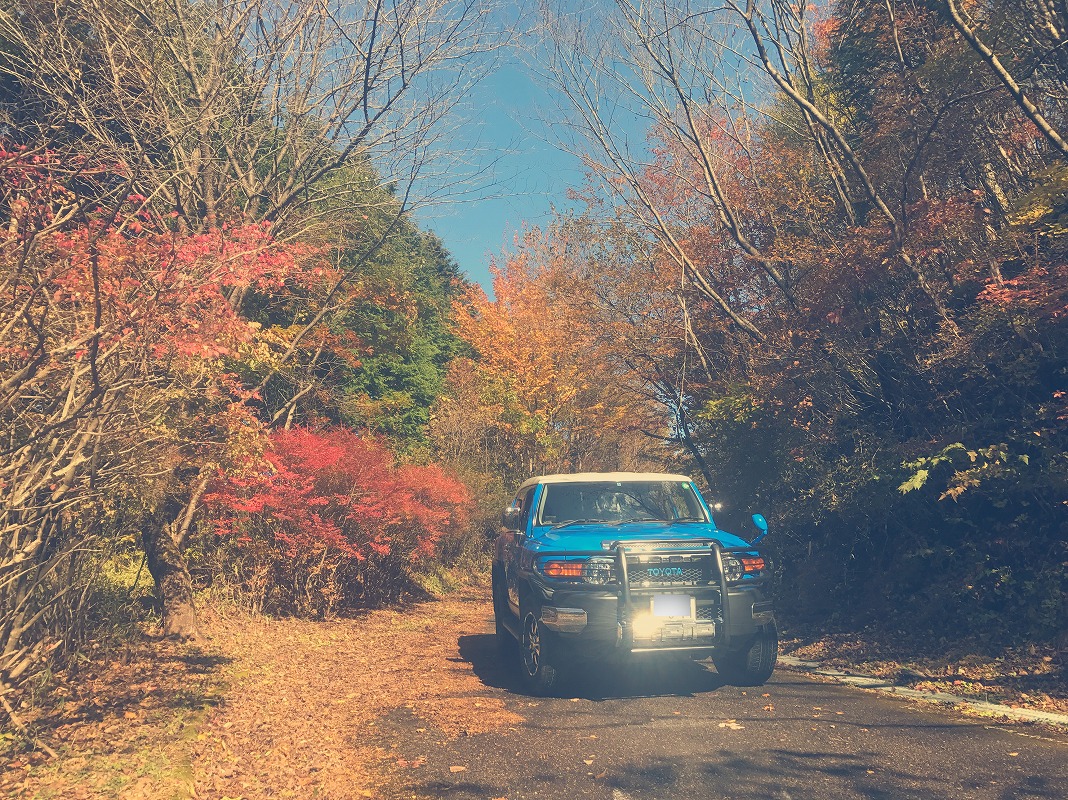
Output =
[
  {"x1": 0, "y1": 637, "x2": 224, "y2": 798},
  {"x1": 780, "y1": 628, "x2": 1068, "y2": 715},
  {"x1": 3, "y1": 585, "x2": 523, "y2": 800},
  {"x1": 191, "y1": 586, "x2": 522, "y2": 799}
]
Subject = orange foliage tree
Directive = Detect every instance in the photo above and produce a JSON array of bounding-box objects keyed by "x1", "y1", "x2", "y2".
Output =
[
  {"x1": 433, "y1": 228, "x2": 670, "y2": 507},
  {"x1": 529, "y1": 0, "x2": 1068, "y2": 641}
]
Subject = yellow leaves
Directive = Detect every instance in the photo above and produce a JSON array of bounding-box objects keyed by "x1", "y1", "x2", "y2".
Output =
[
  {"x1": 700, "y1": 389, "x2": 760, "y2": 425},
  {"x1": 897, "y1": 468, "x2": 929, "y2": 494},
  {"x1": 444, "y1": 233, "x2": 651, "y2": 472},
  {"x1": 939, "y1": 478, "x2": 980, "y2": 502},
  {"x1": 1008, "y1": 162, "x2": 1068, "y2": 233}
]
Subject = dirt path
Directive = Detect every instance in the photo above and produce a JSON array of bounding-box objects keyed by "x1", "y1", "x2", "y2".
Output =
[
  {"x1": 4, "y1": 586, "x2": 521, "y2": 799},
  {"x1": 191, "y1": 586, "x2": 522, "y2": 799},
  {"x1": 6, "y1": 586, "x2": 1065, "y2": 799}
]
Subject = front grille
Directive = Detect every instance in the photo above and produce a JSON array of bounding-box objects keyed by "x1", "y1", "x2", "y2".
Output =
[
  {"x1": 628, "y1": 566, "x2": 704, "y2": 586},
  {"x1": 696, "y1": 604, "x2": 718, "y2": 621},
  {"x1": 625, "y1": 554, "x2": 714, "y2": 587}
]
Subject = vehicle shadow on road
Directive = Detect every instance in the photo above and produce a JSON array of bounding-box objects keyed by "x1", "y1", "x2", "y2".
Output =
[{"x1": 458, "y1": 633, "x2": 730, "y2": 701}]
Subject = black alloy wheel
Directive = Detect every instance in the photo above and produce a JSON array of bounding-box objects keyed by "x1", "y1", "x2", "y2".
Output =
[
  {"x1": 519, "y1": 610, "x2": 561, "y2": 695},
  {"x1": 712, "y1": 623, "x2": 778, "y2": 686}
]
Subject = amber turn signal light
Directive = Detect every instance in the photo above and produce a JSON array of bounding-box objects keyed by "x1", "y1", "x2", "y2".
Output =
[{"x1": 542, "y1": 560, "x2": 585, "y2": 578}]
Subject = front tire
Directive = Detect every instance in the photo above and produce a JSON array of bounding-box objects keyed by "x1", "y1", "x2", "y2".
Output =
[
  {"x1": 492, "y1": 567, "x2": 515, "y2": 658},
  {"x1": 712, "y1": 623, "x2": 778, "y2": 686},
  {"x1": 519, "y1": 609, "x2": 563, "y2": 695}
]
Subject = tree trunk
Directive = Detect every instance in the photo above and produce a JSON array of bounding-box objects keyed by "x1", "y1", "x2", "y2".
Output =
[{"x1": 142, "y1": 512, "x2": 197, "y2": 639}]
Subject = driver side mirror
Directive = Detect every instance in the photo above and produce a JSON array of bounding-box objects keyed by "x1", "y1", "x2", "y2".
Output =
[
  {"x1": 501, "y1": 506, "x2": 521, "y2": 531},
  {"x1": 751, "y1": 513, "x2": 769, "y2": 544}
]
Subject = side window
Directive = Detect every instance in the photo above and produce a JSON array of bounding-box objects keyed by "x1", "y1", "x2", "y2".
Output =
[{"x1": 518, "y1": 487, "x2": 536, "y2": 529}]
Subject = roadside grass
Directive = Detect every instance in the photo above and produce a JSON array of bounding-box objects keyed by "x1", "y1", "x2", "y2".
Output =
[{"x1": 413, "y1": 546, "x2": 491, "y2": 598}]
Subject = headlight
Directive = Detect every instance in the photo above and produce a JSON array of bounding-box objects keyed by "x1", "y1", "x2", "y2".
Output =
[
  {"x1": 721, "y1": 554, "x2": 744, "y2": 582},
  {"x1": 582, "y1": 556, "x2": 616, "y2": 585},
  {"x1": 721, "y1": 553, "x2": 766, "y2": 581}
]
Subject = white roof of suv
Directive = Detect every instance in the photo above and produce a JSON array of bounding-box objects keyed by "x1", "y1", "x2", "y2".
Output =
[{"x1": 517, "y1": 472, "x2": 693, "y2": 491}]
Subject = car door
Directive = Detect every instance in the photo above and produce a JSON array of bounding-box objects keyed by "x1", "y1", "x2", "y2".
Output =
[{"x1": 505, "y1": 486, "x2": 536, "y2": 611}]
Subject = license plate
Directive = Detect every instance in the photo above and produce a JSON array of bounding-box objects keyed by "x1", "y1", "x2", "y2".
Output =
[{"x1": 651, "y1": 594, "x2": 692, "y2": 618}]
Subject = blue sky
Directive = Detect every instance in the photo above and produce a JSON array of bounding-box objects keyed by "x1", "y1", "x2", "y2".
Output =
[
  {"x1": 407, "y1": 3, "x2": 765, "y2": 292},
  {"x1": 413, "y1": 59, "x2": 589, "y2": 291}
]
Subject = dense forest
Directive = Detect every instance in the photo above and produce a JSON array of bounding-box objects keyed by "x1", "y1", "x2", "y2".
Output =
[
  {"x1": 434, "y1": 0, "x2": 1068, "y2": 649},
  {"x1": 0, "y1": 0, "x2": 1065, "y2": 740},
  {"x1": 0, "y1": 0, "x2": 498, "y2": 728}
]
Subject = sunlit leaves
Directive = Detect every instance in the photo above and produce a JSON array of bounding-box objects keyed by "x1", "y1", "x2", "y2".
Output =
[
  {"x1": 437, "y1": 228, "x2": 662, "y2": 485},
  {"x1": 204, "y1": 427, "x2": 470, "y2": 613}
]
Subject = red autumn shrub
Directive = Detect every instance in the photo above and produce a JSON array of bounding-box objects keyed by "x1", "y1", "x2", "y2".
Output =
[
  {"x1": 1, "y1": 146, "x2": 322, "y2": 675},
  {"x1": 204, "y1": 427, "x2": 471, "y2": 614}
]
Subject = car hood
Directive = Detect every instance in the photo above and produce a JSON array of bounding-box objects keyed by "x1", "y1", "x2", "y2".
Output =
[{"x1": 529, "y1": 521, "x2": 752, "y2": 552}]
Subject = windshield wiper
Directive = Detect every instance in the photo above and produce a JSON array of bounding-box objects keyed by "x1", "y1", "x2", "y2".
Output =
[
  {"x1": 668, "y1": 516, "x2": 708, "y2": 524},
  {"x1": 610, "y1": 517, "x2": 657, "y2": 525},
  {"x1": 550, "y1": 519, "x2": 599, "y2": 530}
]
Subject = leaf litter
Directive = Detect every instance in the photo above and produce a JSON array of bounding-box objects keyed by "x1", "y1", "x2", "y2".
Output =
[
  {"x1": 780, "y1": 629, "x2": 1068, "y2": 715},
  {"x1": 3, "y1": 586, "x2": 523, "y2": 799}
]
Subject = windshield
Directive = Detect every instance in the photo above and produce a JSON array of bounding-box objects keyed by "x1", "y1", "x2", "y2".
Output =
[{"x1": 535, "y1": 481, "x2": 709, "y2": 527}]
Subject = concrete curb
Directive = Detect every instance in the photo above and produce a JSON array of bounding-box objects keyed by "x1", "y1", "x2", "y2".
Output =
[{"x1": 777, "y1": 655, "x2": 1068, "y2": 727}]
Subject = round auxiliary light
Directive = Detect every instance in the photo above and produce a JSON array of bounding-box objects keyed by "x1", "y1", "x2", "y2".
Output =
[
  {"x1": 721, "y1": 554, "x2": 744, "y2": 582},
  {"x1": 582, "y1": 556, "x2": 616, "y2": 585}
]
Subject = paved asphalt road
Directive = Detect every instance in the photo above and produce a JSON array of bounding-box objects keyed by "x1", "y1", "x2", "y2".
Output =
[{"x1": 376, "y1": 623, "x2": 1068, "y2": 800}]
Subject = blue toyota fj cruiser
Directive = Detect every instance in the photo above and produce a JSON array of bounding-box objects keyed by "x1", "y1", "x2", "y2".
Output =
[{"x1": 492, "y1": 472, "x2": 776, "y2": 694}]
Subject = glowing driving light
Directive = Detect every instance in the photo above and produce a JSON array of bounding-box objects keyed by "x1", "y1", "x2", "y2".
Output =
[{"x1": 631, "y1": 611, "x2": 662, "y2": 639}]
